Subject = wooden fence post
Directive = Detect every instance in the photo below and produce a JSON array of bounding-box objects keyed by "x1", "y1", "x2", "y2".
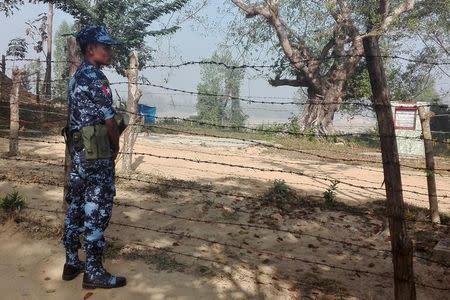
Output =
[
  {"x1": 418, "y1": 106, "x2": 440, "y2": 224},
  {"x1": 62, "y1": 37, "x2": 81, "y2": 211},
  {"x1": 363, "y1": 36, "x2": 416, "y2": 299},
  {"x1": 36, "y1": 59, "x2": 45, "y2": 123},
  {"x1": 122, "y1": 50, "x2": 142, "y2": 173},
  {"x1": 9, "y1": 68, "x2": 25, "y2": 156},
  {"x1": 0, "y1": 55, "x2": 5, "y2": 101}
]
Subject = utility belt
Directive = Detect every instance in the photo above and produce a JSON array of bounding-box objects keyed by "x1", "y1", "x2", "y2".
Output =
[
  {"x1": 69, "y1": 124, "x2": 112, "y2": 160},
  {"x1": 62, "y1": 113, "x2": 128, "y2": 161}
]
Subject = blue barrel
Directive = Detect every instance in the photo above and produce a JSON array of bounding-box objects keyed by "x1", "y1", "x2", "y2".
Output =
[{"x1": 138, "y1": 104, "x2": 156, "y2": 124}]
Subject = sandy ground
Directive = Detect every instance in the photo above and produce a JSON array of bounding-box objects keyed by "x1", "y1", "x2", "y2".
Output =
[{"x1": 0, "y1": 133, "x2": 449, "y2": 300}]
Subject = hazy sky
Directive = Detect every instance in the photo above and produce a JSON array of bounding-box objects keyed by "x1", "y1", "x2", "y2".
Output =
[
  {"x1": 0, "y1": 1, "x2": 447, "y2": 128},
  {"x1": 0, "y1": 2, "x2": 307, "y2": 123}
]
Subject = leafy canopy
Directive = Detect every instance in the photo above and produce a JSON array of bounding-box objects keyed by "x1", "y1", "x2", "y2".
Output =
[{"x1": 2, "y1": 0, "x2": 189, "y2": 75}]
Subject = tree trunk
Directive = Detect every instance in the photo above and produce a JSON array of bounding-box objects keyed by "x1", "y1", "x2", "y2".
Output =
[
  {"x1": 43, "y1": 2, "x2": 53, "y2": 97},
  {"x1": 301, "y1": 86, "x2": 344, "y2": 134},
  {"x1": 122, "y1": 51, "x2": 142, "y2": 173},
  {"x1": 363, "y1": 35, "x2": 416, "y2": 300}
]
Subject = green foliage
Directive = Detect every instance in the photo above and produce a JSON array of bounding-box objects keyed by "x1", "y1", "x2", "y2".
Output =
[
  {"x1": 2, "y1": 0, "x2": 189, "y2": 75},
  {"x1": 6, "y1": 37, "x2": 28, "y2": 59},
  {"x1": 53, "y1": 21, "x2": 74, "y2": 100},
  {"x1": 430, "y1": 100, "x2": 450, "y2": 156},
  {"x1": 345, "y1": 63, "x2": 372, "y2": 102},
  {"x1": 323, "y1": 181, "x2": 338, "y2": 205},
  {"x1": 388, "y1": 62, "x2": 441, "y2": 103},
  {"x1": 260, "y1": 180, "x2": 303, "y2": 212},
  {"x1": 25, "y1": 12, "x2": 47, "y2": 54},
  {"x1": 306, "y1": 130, "x2": 317, "y2": 142},
  {"x1": 0, "y1": 191, "x2": 26, "y2": 214},
  {"x1": 0, "y1": 0, "x2": 24, "y2": 16},
  {"x1": 345, "y1": 59, "x2": 442, "y2": 113},
  {"x1": 196, "y1": 50, "x2": 247, "y2": 127},
  {"x1": 227, "y1": 0, "x2": 450, "y2": 125},
  {"x1": 66, "y1": 0, "x2": 189, "y2": 75},
  {"x1": 254, "y1": 115, "x2": 302, "y2": 136},
  {"x1": 21, "y1": 60, "x2": 45, "y2": 92}
]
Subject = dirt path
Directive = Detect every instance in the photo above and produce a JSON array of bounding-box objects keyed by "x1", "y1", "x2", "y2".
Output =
[
  {"x1": 0, "y1": 134, "x2": 449, "y2": 299},
  {"x1": 0, "y1": 221, "x2": 226, "y2": 300}
]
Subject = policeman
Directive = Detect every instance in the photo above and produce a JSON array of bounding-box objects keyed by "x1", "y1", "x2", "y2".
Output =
[{"x1": 62, "y1": 25, "x2": 126, "y2": 289}]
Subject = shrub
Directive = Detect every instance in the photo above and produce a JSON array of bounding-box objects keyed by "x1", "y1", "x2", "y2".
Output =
[{"x1": 0, "y1": 191, "x2": 26, "y2": 214}]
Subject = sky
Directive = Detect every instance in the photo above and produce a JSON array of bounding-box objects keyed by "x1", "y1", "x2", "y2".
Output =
[{"x1": 0, "y1": 1, "x2": 448, "y2": 129}]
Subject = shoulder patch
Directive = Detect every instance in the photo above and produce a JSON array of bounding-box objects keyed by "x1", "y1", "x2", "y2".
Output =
[{"x1": 101, "y1": 82, "x2": 111, "y2": 97}]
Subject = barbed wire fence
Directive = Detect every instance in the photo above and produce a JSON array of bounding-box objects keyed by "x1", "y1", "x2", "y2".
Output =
[{"x1": 0, "y1": 53, "x2": 450, "y2": 296}]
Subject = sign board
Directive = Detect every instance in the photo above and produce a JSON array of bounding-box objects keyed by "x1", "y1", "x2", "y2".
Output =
[{"x1": 394, "y1": 107, "x2": 417, "y2": 130}]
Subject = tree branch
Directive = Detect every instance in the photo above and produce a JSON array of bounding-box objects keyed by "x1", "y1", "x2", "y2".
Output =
[
  {"x1": 380, "y1": 0, "x2": 389, "y2": 17},
  {"x1": 269, "y1": 72, "x2": 309, "y2": 87},
  {"x1": 324, "y1": 0, "x2": 364, "y2": 82},
  {"x1": 231, "y1": 0, "x2": 271, "y2": 18},
  {"x1": 232, "y1": 0, "x2": 320, "y2": 89},
  {"x1": 380, "y1": 0, "x2": 416, "y2": 31},
  {"x1": 269, "y1": 77, "x2": 303, "y2": 87}
]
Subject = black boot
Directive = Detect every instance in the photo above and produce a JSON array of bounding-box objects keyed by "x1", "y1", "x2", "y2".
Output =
[
  {"x1": 62, "y1": 261, "x2": 85, "y2": 281},
  {"x1": 83, "y1": 256, "x2": 126, "y2": 289}
]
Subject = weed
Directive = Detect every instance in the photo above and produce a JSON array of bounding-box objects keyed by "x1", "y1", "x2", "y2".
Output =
[
  {"x1": 0, "y1": 191, "x2": 26, "y2": 214},
  {"x1": 323, "y1": 181, "x2": 339, "y2": 205},
  {"x1": 260, "y1": 180, "x2": 302, "y2": 212}
]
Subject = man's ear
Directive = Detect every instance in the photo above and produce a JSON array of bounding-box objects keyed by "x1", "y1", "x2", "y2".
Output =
[{"x1": 86, "y1": 44, "x2": 95, "y2": 56}]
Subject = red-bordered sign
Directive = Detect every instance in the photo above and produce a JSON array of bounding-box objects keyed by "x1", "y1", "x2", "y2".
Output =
[{"x1": 394, "y1": 106, "x2": 417, "y2": 130}]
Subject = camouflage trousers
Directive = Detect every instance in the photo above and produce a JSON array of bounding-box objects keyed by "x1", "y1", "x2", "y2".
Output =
[{"x1": 63, "y1": 148, "x2": 115, "y2": 273}]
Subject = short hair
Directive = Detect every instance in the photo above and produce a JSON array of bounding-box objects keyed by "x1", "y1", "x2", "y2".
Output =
[{"x1": 79, "y1": 42, "x2": 99, "y2": 56}]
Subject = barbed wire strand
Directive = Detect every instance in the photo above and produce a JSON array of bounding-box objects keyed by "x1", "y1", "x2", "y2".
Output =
[
  {"x1": 2, "y1": 155, "x2": 450, "y2": 228},
  {"x1": 21, "y1": 205, "x2": 450, "y2": 291}
]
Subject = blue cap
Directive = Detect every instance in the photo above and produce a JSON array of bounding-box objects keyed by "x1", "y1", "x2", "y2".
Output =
[{"x1": 76, "y1": 25, "x2": 120, "y2": 46}]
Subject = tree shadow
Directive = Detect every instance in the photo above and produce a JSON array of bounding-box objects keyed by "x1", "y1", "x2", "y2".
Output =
[
  {"x1": 1, "y1": 153, "x2": 449, "y2": 299},
  {"x1": 131, "y1": 155, "x2": 145, "y2": 171}
]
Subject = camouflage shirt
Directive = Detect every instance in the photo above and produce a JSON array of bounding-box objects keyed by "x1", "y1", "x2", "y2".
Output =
[{"x1": 68, "y1": 61, "x2": 115, "y2": 132}]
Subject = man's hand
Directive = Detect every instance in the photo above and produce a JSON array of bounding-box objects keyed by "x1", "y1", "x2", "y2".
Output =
[{"x1": 105, "y1": 117, "x2": 120, "y2": 160}]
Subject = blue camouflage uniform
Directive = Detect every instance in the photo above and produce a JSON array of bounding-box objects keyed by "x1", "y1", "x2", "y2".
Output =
[
  {"x1": 62, "y1": 26, "x2": 124, "y2": 287},
  {"x1": 63, "y1": 61, "x2": 116, "y2": 278}
]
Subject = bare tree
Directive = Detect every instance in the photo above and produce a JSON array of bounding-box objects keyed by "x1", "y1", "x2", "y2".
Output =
[
  {"x1": 231, "y1": 0, "x2": 363, "y2": 134},
  {"x1": 230, "y1": 0, "x2": 419, "y2": 135}
]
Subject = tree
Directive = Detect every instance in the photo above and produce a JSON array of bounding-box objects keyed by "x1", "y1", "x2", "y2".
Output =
[
  {"x1": 6, "y1": 38, "x2": 28, "y2": 59},
  {"x1": 230, "y1": 0, "x2": 365, "y2": 134},
  {"x1": 25, "y1": 13, "x2": 47, "y2": 54},
  {"x1": 196, "y1": 64, "x2": 223, "y2": 125},
  {"x1": 22, "y1": 60, "x2": 45, "y2": 93},
  {"x1": 53, "y1": 21, "x2": 73, "y2": 100},
  {"x1": 1, "y1": 0, "x2": 190, "y2": 75},
  {"x1": 43, "y1": 1, "x2": 53, "y2": 97},
  {"x1": 343, "y1": 59, "x2": 442, "y2": 117},
  {"x1": 196, "y1": 51, "x2": 247, "y2": 127},
  {"x1": 229, "y1": 0, "x2": 449, "y2": 134}
]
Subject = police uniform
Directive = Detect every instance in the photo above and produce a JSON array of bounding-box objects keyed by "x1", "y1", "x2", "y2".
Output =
[{"x1": 62, "y1": 26, "x2": 126, "y2": 289}]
